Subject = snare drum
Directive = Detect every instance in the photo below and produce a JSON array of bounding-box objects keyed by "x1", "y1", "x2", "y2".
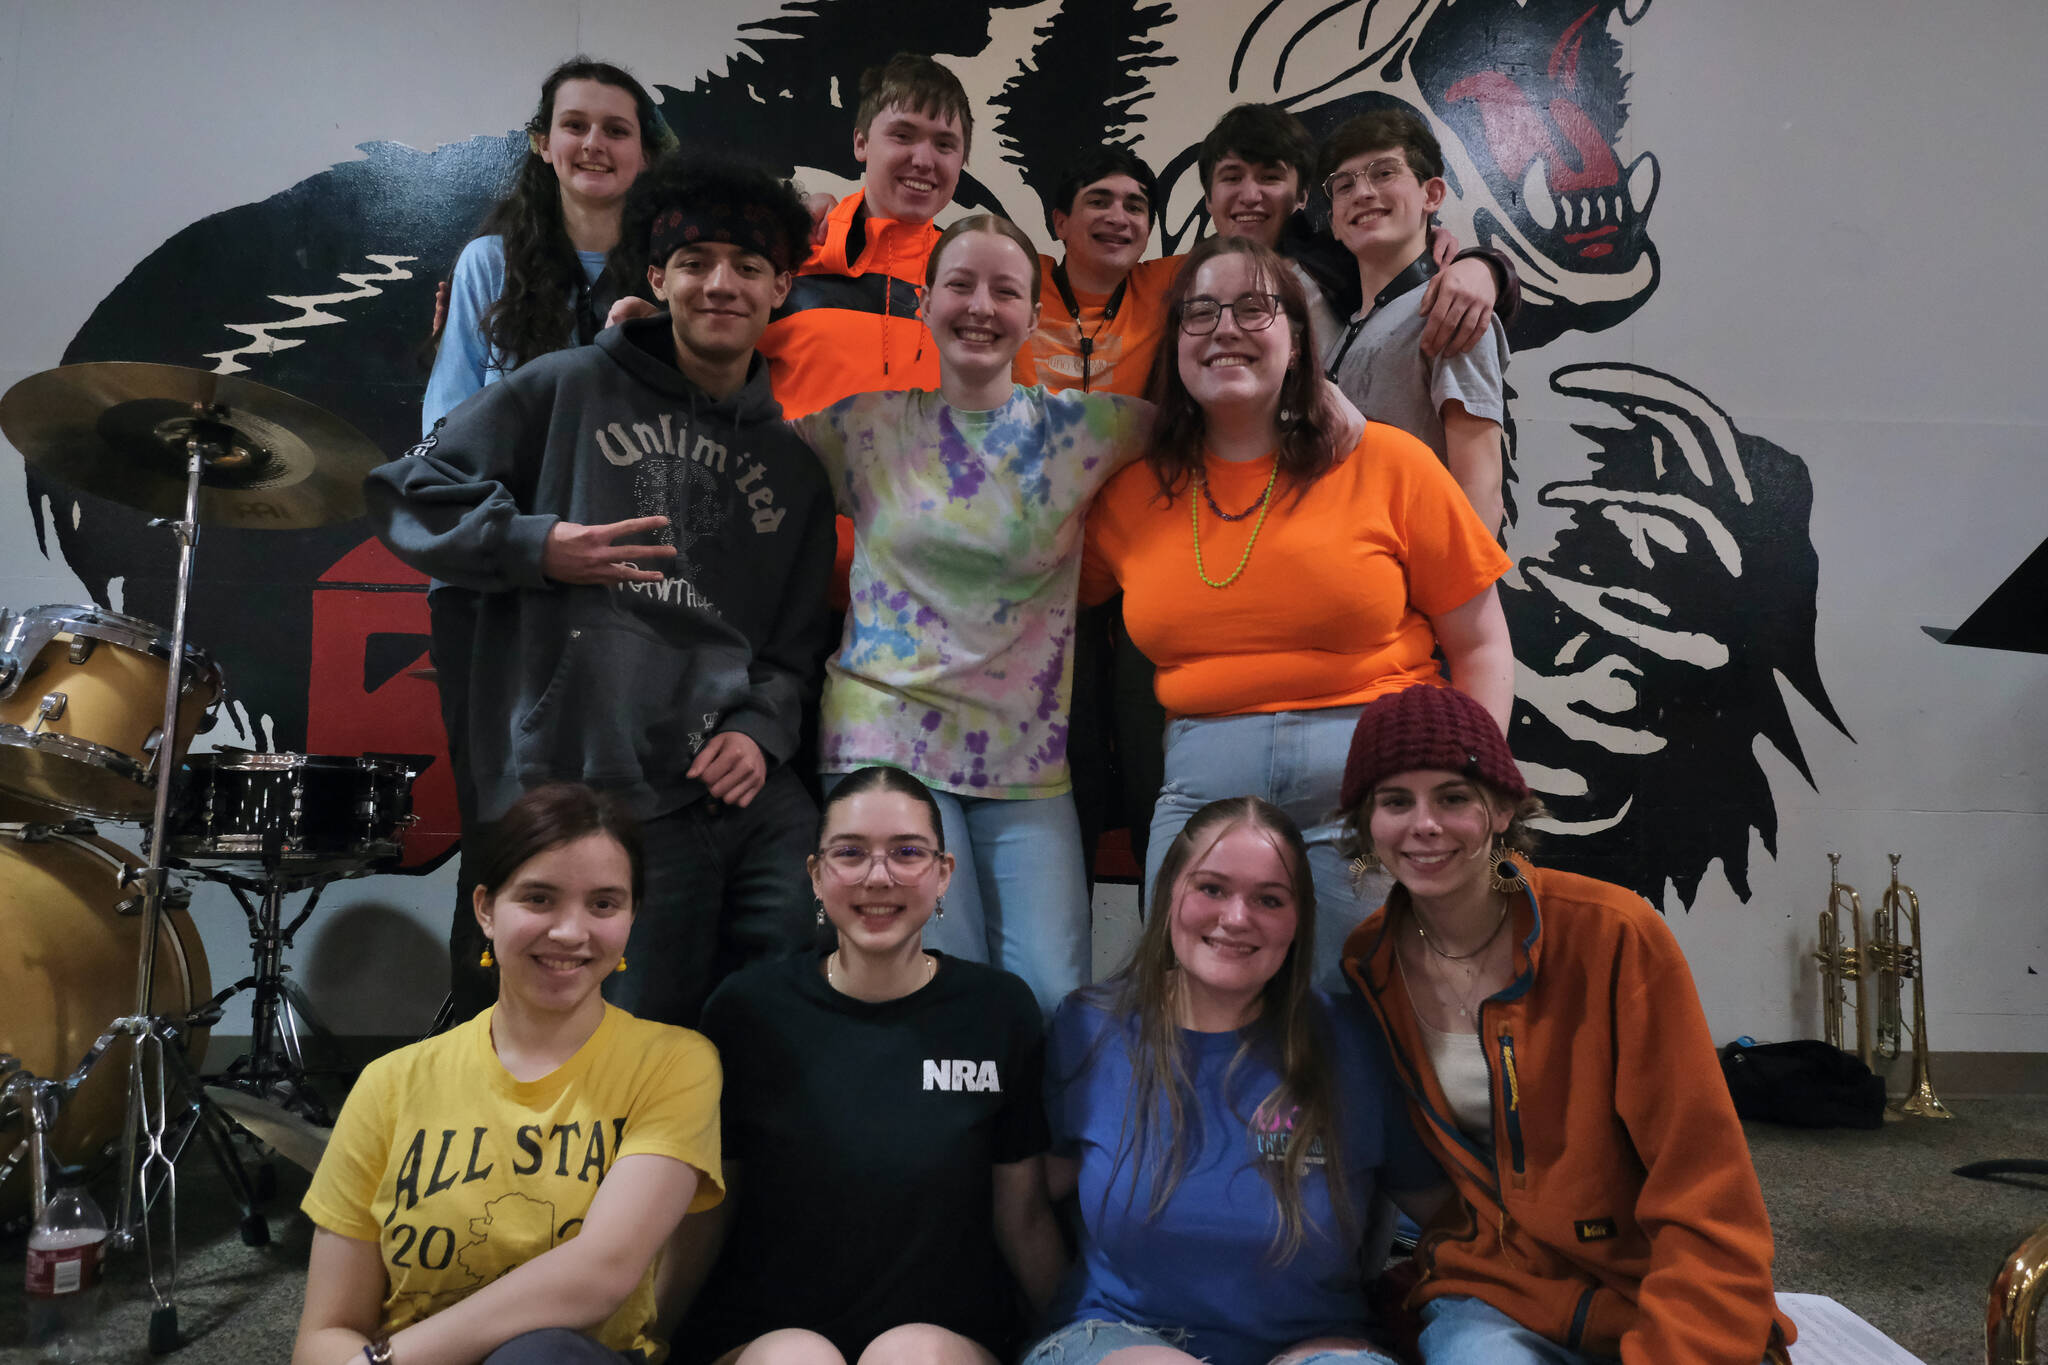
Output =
[
  {"x1": 0, "y1": 823, "x2": 210, "y2": 1225},
  {"x1": 0, "y1": 605, "x2": 224, "y2": 819},
  {"x1": 166, "y1": 752, "x2": 421, "y2": 872}
]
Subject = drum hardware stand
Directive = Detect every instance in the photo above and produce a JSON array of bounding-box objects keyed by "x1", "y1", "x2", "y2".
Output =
[
  {"x1": 199, "y1": 869, "x2": 339, "y2": 1126},
  {"x1": 107, "y1": 436, "x2": 265, "y2": 1353}
]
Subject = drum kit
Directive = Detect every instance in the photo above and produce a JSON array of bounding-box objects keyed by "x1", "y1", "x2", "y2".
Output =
[{"x1": 0, "y1": 361, "x2": 422, "y2": 1351}]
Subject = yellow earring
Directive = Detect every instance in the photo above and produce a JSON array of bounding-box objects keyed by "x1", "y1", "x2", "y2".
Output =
[
  {"x1": 479, "y1": 943, "x2": 495, "y2": 969},
  {"x1": 614, "y1": 957, "x2": 628, "y2": 974}
]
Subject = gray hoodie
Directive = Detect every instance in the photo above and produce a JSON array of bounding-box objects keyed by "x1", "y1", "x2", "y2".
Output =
[{"x1": 365, "y1": 317, "x2": 835, "y2": 821}]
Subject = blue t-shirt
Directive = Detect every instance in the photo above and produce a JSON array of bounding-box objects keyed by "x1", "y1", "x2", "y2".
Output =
[
  {"x1": 1046, "y1": 990, "x2": 1439, "y2": 1365},
  {"x1": 422, "y1": 234, "x2": 610, "y2": 433}
]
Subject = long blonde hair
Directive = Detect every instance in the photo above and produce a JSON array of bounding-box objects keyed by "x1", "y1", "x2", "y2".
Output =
[{"x1": 1084, "y1": 797, "x2": 1350, "y2": 1261}]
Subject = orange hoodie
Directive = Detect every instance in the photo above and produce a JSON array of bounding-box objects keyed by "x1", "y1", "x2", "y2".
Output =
[
  {"x1": 761, "y1": 189, "x2": 942, "y2": 603},
  {"x1": 1343, "y1": 867, "x2": 1795, "y2": 1365}
]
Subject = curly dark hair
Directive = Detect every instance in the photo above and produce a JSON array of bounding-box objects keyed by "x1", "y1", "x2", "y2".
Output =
[
  {"x1": 475, "y1": 57, "x2": 668, "y2": 369},
  {"x1": 1142, "y1": 236, "x2": 1342, "y2": 505},
  {"x1": 618, "y1": 152, "x2": 815, "y2": 276}
]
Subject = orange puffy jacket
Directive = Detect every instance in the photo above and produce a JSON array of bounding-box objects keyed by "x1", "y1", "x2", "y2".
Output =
[
  {"x1": 1343, "y1": 866, "x2": 1795, "y2": 1365},
  {"x1": 761, "y1": 191, "x2": 941, "y2": 607}
]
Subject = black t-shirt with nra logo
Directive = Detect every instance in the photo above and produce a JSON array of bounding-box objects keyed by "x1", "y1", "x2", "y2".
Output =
[{"x1": 684, "y1": 949, "x2": 1048, "y2": 1362}]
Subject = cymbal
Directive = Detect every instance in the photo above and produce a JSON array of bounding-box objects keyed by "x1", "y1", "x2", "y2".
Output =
[
  {"x1": 0, "y1": 362, "x2": 385, "y2": 530},
  {"x1": 203, "y1": 1085, "x2": 332, "y2": 1173}
]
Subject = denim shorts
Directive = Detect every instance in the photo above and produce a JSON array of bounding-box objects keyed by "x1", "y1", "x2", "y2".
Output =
[{"x1": 1021, "y1": 1319, "x2": 1401, "y2": 1365}]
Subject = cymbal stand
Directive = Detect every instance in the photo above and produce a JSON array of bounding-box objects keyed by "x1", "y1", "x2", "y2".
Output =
[{"x1": 110, "y1": 436, "x2": 266, "y2": 1353}]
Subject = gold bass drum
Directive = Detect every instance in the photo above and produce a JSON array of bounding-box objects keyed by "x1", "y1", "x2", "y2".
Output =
[{"x1": 0, "y1": 812, "x2": 210, "y2": 1224}]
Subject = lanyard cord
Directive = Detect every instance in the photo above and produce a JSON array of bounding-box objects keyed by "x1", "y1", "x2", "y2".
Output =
[{"x1": 1051, "y1": 260, "x2": 1128, "y2": 394}]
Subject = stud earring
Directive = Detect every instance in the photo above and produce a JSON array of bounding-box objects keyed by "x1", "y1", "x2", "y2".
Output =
[{"x1": 479, "y1": 943, "x2": 495, "y2": 969}]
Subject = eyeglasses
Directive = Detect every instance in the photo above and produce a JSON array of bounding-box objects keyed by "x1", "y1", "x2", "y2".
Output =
[
  {"x1": 816, "y1": 843, "x2": 942, "y2": 883},
  {"x1": 1179, "y1": 293, "x2": 1283, "y2": 336},
  {"x1": 1322, "y1": 158, "x2": 1413, "y2": 201}
]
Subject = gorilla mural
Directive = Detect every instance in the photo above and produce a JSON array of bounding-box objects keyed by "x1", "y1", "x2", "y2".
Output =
[{"x1": 17, "y1": 0, "x2": 1843, "y2": 905}]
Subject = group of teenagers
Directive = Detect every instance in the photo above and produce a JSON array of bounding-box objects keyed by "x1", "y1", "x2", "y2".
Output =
[{"x1": 295, "y1": 48, "x2": 1795, "y2": 1365}]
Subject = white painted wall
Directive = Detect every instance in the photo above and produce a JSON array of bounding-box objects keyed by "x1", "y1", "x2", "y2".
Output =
[{"x1": 1, "y1": 0, "x2": 2042, "y2": 1056}]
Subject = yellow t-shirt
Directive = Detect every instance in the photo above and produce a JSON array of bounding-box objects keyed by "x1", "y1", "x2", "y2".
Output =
[{"x1": 302, "y1": 1004, "x2": 723, "y2": 1361}]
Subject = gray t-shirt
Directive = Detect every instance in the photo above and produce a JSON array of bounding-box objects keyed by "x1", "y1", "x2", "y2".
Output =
[{"x1": 1326, "y1": 273, "x2": 1509, "y2": 460}]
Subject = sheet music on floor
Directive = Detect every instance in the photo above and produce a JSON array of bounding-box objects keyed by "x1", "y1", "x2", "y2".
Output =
[{"x1": 1779, "y1": 1293, "x2": 1928, "y2": 1365}]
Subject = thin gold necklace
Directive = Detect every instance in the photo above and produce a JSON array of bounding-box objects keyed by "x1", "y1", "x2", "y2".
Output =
[
  {"x1": 1412, "y1": 893, "x2": 1511, "y2": 961},
  {"x1": 826, "y1": 949, "x2": 935, "y2": 999},
  {"x1": 1191, "y1": 457, "x2": 1279, "y2": 589}
]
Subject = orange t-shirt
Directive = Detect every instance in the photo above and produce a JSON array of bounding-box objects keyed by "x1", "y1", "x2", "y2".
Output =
[
  {"x1": 1080, "y1": 423, "x2": 1510, "y2": 717},
  {"x1": 1014, "y1": 255, "x2": 1183, "y2": 398}
]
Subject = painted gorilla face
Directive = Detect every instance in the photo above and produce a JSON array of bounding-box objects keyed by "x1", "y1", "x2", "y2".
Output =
[
  {"x1": 1501, "y1": 364, "x2": 1846, "y2": 906},
  {"x1": 1177, "y1": 0, "x2": 1660, "y2": 350}
]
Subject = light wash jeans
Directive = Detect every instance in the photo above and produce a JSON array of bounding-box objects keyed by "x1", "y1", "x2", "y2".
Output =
[
  {"x1": 1144, "y1": 708, "x2": 1393, "y2": 994},
  {"x1": 823, "y1": 774, "x2": 1090, "y2": 1017},
  {"x1": 1417, "y1": 1296, "x2": 1613, "y2": 1365},
  {"x1": 1024, "y1": 1318, "x2": 1401, "y2": 1365}
]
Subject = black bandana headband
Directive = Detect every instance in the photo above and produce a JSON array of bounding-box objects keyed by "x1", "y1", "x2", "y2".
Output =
[{"x1": 650, "y1": 202, "x2": 795, "y2": 273}]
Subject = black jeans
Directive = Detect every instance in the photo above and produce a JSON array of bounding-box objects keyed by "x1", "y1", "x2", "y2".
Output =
[{"x1": 601, "y1": 766, "x2": 819, "y2": 1028}]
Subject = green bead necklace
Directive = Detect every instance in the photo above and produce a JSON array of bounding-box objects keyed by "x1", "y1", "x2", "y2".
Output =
[{"x1": 1191, "y1": 457, "x2": 1280, "y2": 589}]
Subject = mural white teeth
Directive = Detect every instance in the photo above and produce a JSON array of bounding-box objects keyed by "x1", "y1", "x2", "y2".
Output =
[{"x1": 1523, "y1": 159, "x2": 1557, "y2": 230}]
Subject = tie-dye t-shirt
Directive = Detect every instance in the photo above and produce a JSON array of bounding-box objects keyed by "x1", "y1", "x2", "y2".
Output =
[{"x1": 796, "y1": 386, "x2": 1151, "y2": 798}]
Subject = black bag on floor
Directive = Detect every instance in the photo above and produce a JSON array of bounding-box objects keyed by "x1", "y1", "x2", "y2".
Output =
[{"x1": 1719, "y1": 1038, "x2": 1887, "y2": 1129}]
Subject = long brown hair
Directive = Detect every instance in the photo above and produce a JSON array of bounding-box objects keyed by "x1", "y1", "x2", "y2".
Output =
[
  {"x1": 1089, "y1": 796, "x2": 1350, "y2": 1261},
  {"x1": 476, "y1": 58, "x2": 669, "y2": 370},
  {"x1": 1142, "y1": 236, "x2": 1343, "y2": 506}
]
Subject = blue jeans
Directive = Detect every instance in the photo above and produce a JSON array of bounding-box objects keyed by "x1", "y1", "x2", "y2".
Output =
[
  {"x1": 1024, "y1": 1319, "x2": 1401, "y2": 1365},
  {"x1": 1417, "y1": 1296, "x2": 1613, "y2": 1365},
  {"x1": 1145, "y1": 708, "x2": 1393, "y2": 994},
  {"x1": 825, "y1": 774, "x2": 1091, "y2": 1017},
  {"x1": 604, "y1": 766, "x2": 819, "y2": 1028}
]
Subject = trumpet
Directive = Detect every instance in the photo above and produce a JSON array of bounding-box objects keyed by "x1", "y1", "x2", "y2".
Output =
[
  {"x1": 1868, "y1": 853, "x2": 1952, "y2": 1119},
  {"x1": 1814, "y1": 853, "x2": 1870, "y2": 1066}
]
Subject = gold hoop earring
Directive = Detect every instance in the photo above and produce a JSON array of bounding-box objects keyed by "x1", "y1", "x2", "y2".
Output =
[
  {"x1": 1349, "y1": 851, "x2": 1382, "y2": 893},
  {"x1": 1488, "y1": 842, "x2": 1528, "y2": 895}
]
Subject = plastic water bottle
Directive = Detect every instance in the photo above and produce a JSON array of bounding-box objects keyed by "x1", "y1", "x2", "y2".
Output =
[{"x1": 24, "y1": 1187, "x2": 109, "y2": 1360}]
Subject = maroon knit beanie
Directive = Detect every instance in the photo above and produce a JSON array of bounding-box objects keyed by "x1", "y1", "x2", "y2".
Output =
[{"x1": 1339, "y1": 684, "x2": 1528, "y2": 812}]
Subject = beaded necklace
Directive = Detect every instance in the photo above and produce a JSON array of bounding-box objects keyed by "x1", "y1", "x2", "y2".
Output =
[{"x1": 1191, "y1": 457, "x2": 1280, "y2": 589}]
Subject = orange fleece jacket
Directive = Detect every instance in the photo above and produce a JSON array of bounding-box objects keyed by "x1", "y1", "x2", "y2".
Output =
[
  {"x1": 761, "y1": 189, "x2": 941, "y2": 604},
  {"x1": 1343, "y1": 867, "x2": 1795, "y2": 1365}
]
